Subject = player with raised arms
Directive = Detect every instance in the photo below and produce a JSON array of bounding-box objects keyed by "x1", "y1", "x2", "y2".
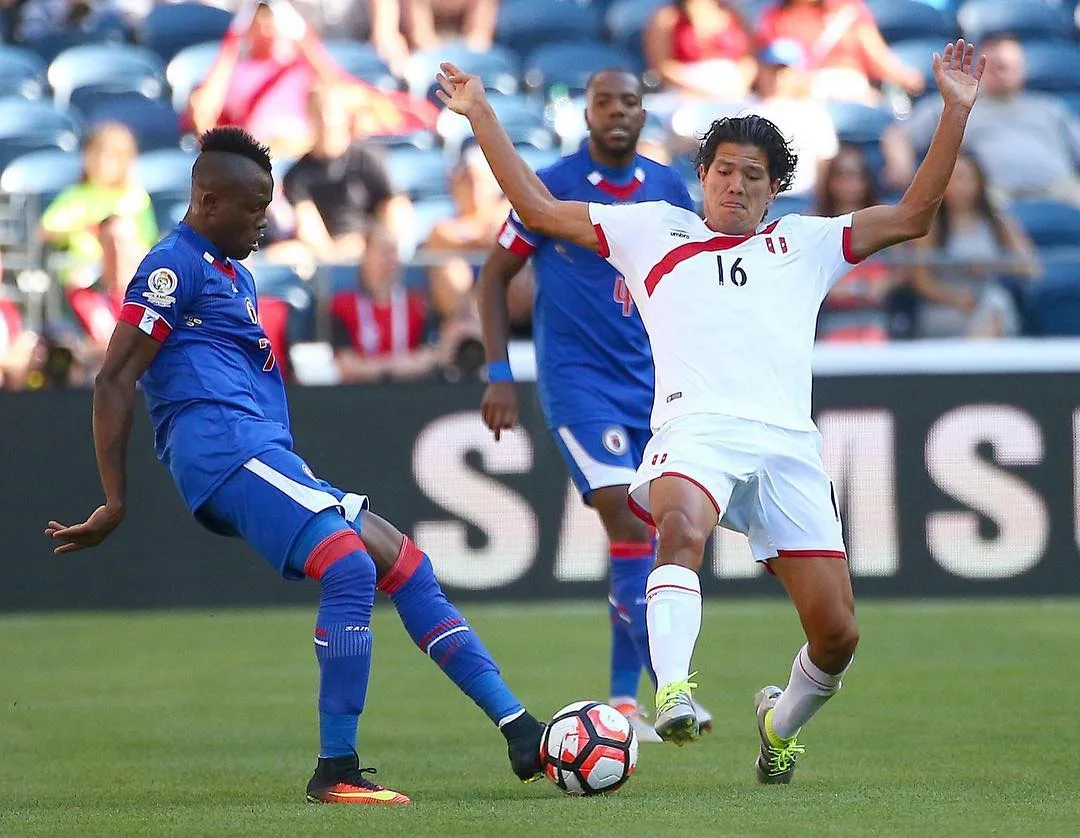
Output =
[
  {"x1": 437, "y1": 39, "x2": 985, "y2": 781},
  {"x1": 44, "y1": 127, "x2": 546, "y2": 805},
  {"x1": 477, "y1": 68, "x2": 711, "y2": 742}
]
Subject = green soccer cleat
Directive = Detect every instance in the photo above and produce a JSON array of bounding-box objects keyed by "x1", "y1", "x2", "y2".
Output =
[
  {"x1": 654, "y1": 675, "x2": 700, "y2": 746},
  {"x1": 754, "y1": 686, "x2": 806, "y2": 784}
]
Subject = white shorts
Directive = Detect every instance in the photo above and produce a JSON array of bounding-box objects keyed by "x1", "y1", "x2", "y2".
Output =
[{"x1": 628, "y1": 413, "x2": 846, "y2": 565}]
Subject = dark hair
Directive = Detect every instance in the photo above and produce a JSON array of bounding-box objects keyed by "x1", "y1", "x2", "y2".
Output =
[
  {"x1": 585, "y1": 67, "x2": 642, "y2": 94},
  {"x1": 815, "y1": 143, "x2": 878, "y2": 216},
  {"x1": 695, "y1": 115, "x2": 797, "y2": 193},
  {"x1": 198, "y1": 126, "x2": 272, "y2": 174},
  {"x1": 935, "y1": 149, "x2": 1009, "y2": 249}
]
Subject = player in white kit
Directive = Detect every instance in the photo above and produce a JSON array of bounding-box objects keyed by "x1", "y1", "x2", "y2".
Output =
[{"x1": 435, "y1": 39, "x2": 986, "y2": 782}]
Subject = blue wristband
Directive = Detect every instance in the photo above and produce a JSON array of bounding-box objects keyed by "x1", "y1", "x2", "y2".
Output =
[{"x1": 486, "y1": 360, "x2": 514, "y2": 383}]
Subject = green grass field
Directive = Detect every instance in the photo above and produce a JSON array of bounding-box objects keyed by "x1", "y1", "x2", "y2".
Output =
[{"x1": 2, "y1": 600, "x2": 1079, "y2": 837}]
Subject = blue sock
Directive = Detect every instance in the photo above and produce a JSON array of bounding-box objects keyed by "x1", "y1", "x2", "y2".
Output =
[
  {"x1": 380, "y1": 537, "x2": 524, "y2": 728},
  {"x1": 610, "y1": 544, "x2": 657, "y2": 693},
  {"x1": 609, "y1": 595, "x2": 642, "y2": 702},
  {"x1": 287, "y1": 510, "x2": 377, "y2": 758}
]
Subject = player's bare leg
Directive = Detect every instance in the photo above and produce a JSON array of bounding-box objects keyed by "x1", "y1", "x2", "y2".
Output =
[
  {"x1": 754, "y1": 555, "x2": 859, "y2": 783},
  {"x1": 356, "y1": 509, "x2": 545, "y2": 782},
  {"x1": 646, "y1": 476, "x2": 719, "y2": 745}
]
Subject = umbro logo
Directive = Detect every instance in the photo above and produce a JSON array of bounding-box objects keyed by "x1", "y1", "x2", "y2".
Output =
[{"x1": 669, "y1": 229, "x2": 691, "y2": 239}]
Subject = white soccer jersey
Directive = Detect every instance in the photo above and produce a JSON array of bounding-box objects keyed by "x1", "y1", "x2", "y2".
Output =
[{"x1": 589, "y1": 202, "x2": 859, "y2": 432}]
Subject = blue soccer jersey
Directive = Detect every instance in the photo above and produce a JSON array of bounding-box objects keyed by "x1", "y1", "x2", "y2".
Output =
[
  {"x1": 119, "y1": 223, "x2": 292, "y2": 514},
  {"x1": 497, "y1": 144, "x2": 695, "y2": 429}
]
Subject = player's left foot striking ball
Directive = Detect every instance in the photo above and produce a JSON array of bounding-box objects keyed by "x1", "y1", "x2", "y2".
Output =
[
  {"x1": 654, "y1": 676, "x2": 700, "y2": 746},
  {"x1": 503, "y1": 711, "x2": 545, "y2": 782},
  {"x1": 754, "y1": 685, "x2": 805, "y2": 785},
  {"x1": 305, "y1": 754, "x2": 411, "y2": 804}
]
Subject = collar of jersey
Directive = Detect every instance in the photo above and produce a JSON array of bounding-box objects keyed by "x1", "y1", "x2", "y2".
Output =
[
  {"x1": 177, "y1": 222, "x2": 229, "y2": 267},
  {"x1": 579, "y1": 141, "x2": 640, "y2": 185}
]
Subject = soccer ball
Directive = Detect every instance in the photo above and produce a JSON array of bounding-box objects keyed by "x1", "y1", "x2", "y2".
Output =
[{"x1": 539, "y1": 701, "x2": 638, "y2": 796}]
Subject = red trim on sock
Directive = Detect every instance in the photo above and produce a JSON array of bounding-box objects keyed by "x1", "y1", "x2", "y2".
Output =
[
  {"x1": 646, "y1": 583, "x2": 700, "y2": 598},
  {"x1": 376, "y1": 536, "x2": 425, "y2": 594},
  {"x1": 304, "y1": 531, "x2": 366, "y2": 580},
  {"x1": 776, "y1": 549, "x2": 847, "y2": 560},
  {"x1": 798, "y1": 653, "x2": 837, "y2": 691},
  {"x1": 610, "y1": 541, "x2": 653, "y2": 559}
]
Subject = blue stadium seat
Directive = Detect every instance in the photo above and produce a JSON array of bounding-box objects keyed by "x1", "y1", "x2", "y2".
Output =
[
  {"x1": 1012, "y1": 200, "x2": 1080, "y2": 250},
  {"x1": 604, "y1": 0, "x2": 667, "y2": 66},
  {"x1": 826, "y1": 102, "x2": 895, "y2": 145},
  {"x1": 84, "y1": 94, "x2": 182, "y2": 152},
  {"x1": 248, "y1": 263, "x2": 315, "y2": 344},
  {"x1": 405, "y1": 41, "x2": 520, "y2": 103},
  {"x1": 1021, "y1": 42, "x2": 1080, "y2": 94},
  {"x1": 524, "y1": 41, "x2": 642, "y2": 99},
  {"x1": 165, "y1": 41, "x2": 220, "y2": 113},
  {"x1": 519, "y1": 146, "x2": 562, "y2": 172},
  {"x1": 410, "y1": 196, "x2": 457, "y2": 247},
  {"x1": 135, "y1": 148, "x2": 198, "y2": 199},
  {"x1": 0, "y1": 149, "x2": 82, "y2": 202},
  {"x1": 771, "y1": 194, "x2": 815, "y2": 219},
  {"x1": 886, "y1": 38, "x2": 942, "y2": 90},
  {"x1": 866, "y1": 0, "x2": 956, "y2": 43},
  {"x1": 321, "y1": 41, "x2": 399, "y2": 92},
  {"x1": 23, "y1": 11, "x2": 130, "y2": 64},
  {"x1": 0, "y1": 46, "x2": 47, "y2": 100},
  {"x1": 140, "y1": 2, "x2": 232, "y2": 64},
  {"x1": 0, "y1": 97, "x2": 81, "y2": 171},
  {"x1": 1024, "y1": 264, "x2": 1080, "y2": 335},
  {"x1": 495, "y1": 0, "x2": 604, "y2": 57},
  {"x1": 438, "y1": 94, "x2": 550, "y2": 156},
  {"x1": 316, "y1": 262, "x2": 359, "y2": 297},
  {"x1": 386, "y1": 147, "x2": 451, "y2": 200},
  {"x1": 365, "y1": 130, "x2": 439, "y2": 152},
  {"x1": 956, "y1": 0, "x2": 1073, "y2": 43},
  {"x1": 48, "y1": 44, "x2": 166, "y2": 111}
]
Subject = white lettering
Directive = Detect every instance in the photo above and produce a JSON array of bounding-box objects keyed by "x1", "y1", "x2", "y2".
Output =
[
  {"x1": 926, "y1": 405, "x2": 1048, "y2": 579},
  {"x1": 554, "y1": 481, "x2": 609, "y2": 581},
  {"x1": 412, "y1": 414, "x2": 538, "y2": 589}
]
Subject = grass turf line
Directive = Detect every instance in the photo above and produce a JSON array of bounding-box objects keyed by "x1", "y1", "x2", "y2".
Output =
[{"x1": 1, "y1": 600, "x2": 1078, "y2": 837}]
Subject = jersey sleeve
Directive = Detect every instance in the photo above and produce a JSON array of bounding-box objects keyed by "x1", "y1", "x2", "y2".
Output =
[
  {"x1": 119, "y1": 250, "x2": 198, "y2": 342},
  {"x1": 496, "y1": 208, "x2": 540, "y2": 257},
  {"x1": 587, "y1": 202, "x2": 665, "y2": 291},
  {"x1": 792, "y1": 213, "x2": 862, "y2": 296}
]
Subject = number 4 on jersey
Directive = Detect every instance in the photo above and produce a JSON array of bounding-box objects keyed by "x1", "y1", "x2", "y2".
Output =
[
  {"x1": 717, "y1": 256, "x2": 748, "y2": 287},
  {"x1": 613, "y1": 275, "x2": 634, "y2": 316}
]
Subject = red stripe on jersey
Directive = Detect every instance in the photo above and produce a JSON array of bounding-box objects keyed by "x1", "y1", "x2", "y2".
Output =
[
  {"x1": 594, "y1": 223, "x2": 610, "y2": 258},
  {"x1": 497, "y1": 219, "x2": 536, "y2": 257},
  {"x1": 643, "y1": 220, "x2": 780, "y2": 296},
  {"x1": 841, "y1": 225, "x2": 862, "y2": 265},
  {"x1": 594, "y1": 177, "x2": 643, "y2": 201},
  {"x1": 119, "y1": 302, "x2": 172, "y2": 341}
]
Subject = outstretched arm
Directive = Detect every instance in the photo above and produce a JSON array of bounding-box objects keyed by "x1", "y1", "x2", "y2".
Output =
[
  {"x1": 847, "y1": 40, "x2": 986, "y2": 262},
  {"x1": 435, "y1": 63, "x2": 599, "y2": 252}
]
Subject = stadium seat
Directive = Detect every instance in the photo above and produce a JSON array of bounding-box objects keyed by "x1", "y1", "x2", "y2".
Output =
[
  {"x1": 523, "y1": 41, "x2": 642, "y2": 99},
  {"x1": 135, "y1": 148, "x2": 198, "y2": 202},
  {"x1": 84, "y1": 94, "x2": 182, "y2": 152},
  {"x1": 886, "y1": 38, "x2": 942, "y2": 90},
  {"x1": 1024, "y1": 264, "x2": 1080, "y2": 335},
  {"x1": 405, "y1": 42, "x2": 520, "y2": 103},
  {"x1": 386, "y1": 147, "x2": 451, "y2": 200},
  {"x1": 365, "y1": 130, "x2": 439, "y2": 152},
  {"x1": 166, "y1": 41, "x2": 221, "y2": 113},
  {"x1": 0, "y1": 97, "x2": 81, "y2": 172},
  {"x1": 321, "y1": 40, "x2": 399, "y2": 92},
  {"x1": 495, "y1": 0, "x2": 604, "y2": 57},
  {"x1": 866, "y1": 0, "x2": 957, "y2": 43},
  {"x1": 48, "y1": 44, "x2": 166, "y2": 111},
  {"x1": 604, "y1": 0, "x2": 667, "y2": 66},
  {"x1": 1021, "y1": 42, "x2": 1080, "y2": 94},
  {"x1": 316, "y1": 262, "x2": 360, "y2": 297},
  {"x1": 826, "y1": 102, "x2": 895, "y2": 145},
  {"x1": 0, "y1": 149, "x2": 82, "y2": 202},
  {"x1": 140, "y1": 2, "x2": 233, "y2": 64},
  {"x1": 252, "y1": 263, "x2": 315, "y2": 348},
  {"x1": 438, "y1": 94, "x2": 550, "y2": 157},
  {"x1": 771, "y1": 194, "x2": 814, "y2": 218},
  {"x1": 0, "y1": 46, "x2": 47, "y2": 100},
  {"x1": 956, "y1": 0, "x2": 1073, "y2": 43},
  {"x1": 409, "y1": 196, "x2": 457, "y2": 249},
  {"x1": 23, "y1": 10, "x2": 130, "y2": 64},
  {"x1": 519, "y1": 146, "x2": 562, "y2": 172},
  {"x1": 1012, "y1": 200, "x2": 1080, "y2": 250}
]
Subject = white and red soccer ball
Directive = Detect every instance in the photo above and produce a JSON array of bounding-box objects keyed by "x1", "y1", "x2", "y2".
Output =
[{"x1": 539, "y1": 701, "x2": 639, "y2": 796}]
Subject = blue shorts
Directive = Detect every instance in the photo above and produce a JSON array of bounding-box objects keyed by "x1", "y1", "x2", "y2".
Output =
[
  {"x1": 195, "y1": 447, "x2": 368, "y2": 580},
  {"x1": 552, "y1": 422, "x2": 652, "y2": 503}
]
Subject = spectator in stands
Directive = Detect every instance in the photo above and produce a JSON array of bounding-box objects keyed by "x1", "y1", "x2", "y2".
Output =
[
  {"x1": 756, "y1": 0, "x2": 923, "y2": 103},
  {"x1": 423, "y1": 145, "x2": 507, "y2": 322},
  {"x1": 39, "y1": 122, "x2": 158, "y2": 289},
  {"x1": 185, "y1": 0, "x2": 436, "y2": 158},
  {"x1": 815, "y1": 144, "x2": 899, "y2": 342},
  {"x1": 3, "y1": 0, "x2": 125, "y2": 43},
  {"x1": 882, "y1": 34, "x2": 1080, "y2": 206},
  {"x1": 279, "y1": 83, "x2": 412, "y2": 263},
  {"x1": 329, "y1": 223, "x2": 440, "y2": 384},
  {"x1": 910, "y1": 150, "x2": 1041, "y2": 339},
  {"x1": 643, "y1": 0, "x2": 756, "y2": 99},
  {"x1": 0, "y1": 295, "x2": 37, "y2": 391}
]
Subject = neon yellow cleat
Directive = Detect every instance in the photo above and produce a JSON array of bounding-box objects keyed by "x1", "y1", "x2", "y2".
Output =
[
  {"x1": 653, "y1": 674, "x2": 700, "y2": 746},
  {"x1": 754, "y1": 686, "x2": 806, "y2": 784}
]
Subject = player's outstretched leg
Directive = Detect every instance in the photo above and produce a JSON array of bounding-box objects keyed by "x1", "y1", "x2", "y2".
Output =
[
  {"x1": 355, "y1": 510, "x2": 545, "y2": 783},
  {"x1": 755, "y1": 555, "x2": 858, "y2": 784},
  {"x1": 285, "y1": 509, "x2": 411, "y2": 805}
]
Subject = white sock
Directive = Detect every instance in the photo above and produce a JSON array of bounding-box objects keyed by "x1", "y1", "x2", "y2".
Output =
[
  {"x1": 771, "y1": 643, "x2": 848, "y2": 739},
  {"x1": 645, "y1": 565, "x2": 702, "y2": 688}
]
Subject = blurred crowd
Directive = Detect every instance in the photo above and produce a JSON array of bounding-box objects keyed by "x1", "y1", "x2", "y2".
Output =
[{"x1": 1, "y1": 0, "x2": 1080, "y2": 390}]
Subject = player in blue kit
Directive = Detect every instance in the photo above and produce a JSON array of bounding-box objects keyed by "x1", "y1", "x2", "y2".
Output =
[
  {"x1": 44, "y1": 127, "x2": 546, "y2": 805},
  {"x1": 477, "y1": 69, "x2": 711, "y2": 740}
]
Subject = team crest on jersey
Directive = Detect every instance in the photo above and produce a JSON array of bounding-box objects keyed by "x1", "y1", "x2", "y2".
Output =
[
  {"x1": 602, "y1": 427, "x2": 628, "y2": 455},
  {"x1": 143, "y1": 268, "x2": 178, "y2": 306}
]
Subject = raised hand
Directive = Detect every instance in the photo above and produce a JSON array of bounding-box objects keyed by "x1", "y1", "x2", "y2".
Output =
[
  {"x1": 434, "y1": 62, "x2": 488, "y2": 118},
  {"x1": 933, "y1": 39, "x2": 986, "y2": 111}
]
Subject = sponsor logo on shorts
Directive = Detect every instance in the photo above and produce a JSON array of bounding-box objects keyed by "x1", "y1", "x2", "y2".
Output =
[{"x1": 602, "y1": 427, "x2": 628, "y2": 455}]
